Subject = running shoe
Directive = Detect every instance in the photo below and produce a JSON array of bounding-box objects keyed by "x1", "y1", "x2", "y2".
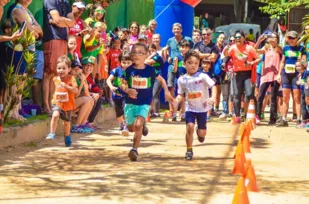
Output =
[
  {"x1": 255, "y1": 115, "x2": 261, "y2": 125},
  {"x1": 235, "y1": 117, "x2": 242, "y2": 124},
  {"x1": 180, "y1": 117, "x2": 186, "y2": 122},
  {"x1": 150, "y1": 113, "x2": 160, "y2": 118},
  {"x1": 185, "y1": 151, "x2": 193, "y2": 160},
  {"x1": 142, "y1": 123, "x2": 148, "y2": 136},
  {"x1": 276, "y1": 120, "x2": 288, "y2": 127},
  {"x1": 71, "y1": 125, "x2": 90, "y2": 133},
  {"x1": 268, "y1": 120, "x2": 276, "y2": 125},
  {"x1": 219, "y1": 113, "x2": 227, "y2": 120},
  {"x1": 196, "y1": 126, "x2": 205, "y2": 143},
  {"x1": 80, "y1": 125, "x2": 95, "y2": 133},
  {"x1": 121, "y1": 124, "x2": 129, "y2": 136},
  {"x1": 128, "y1": 149, "x2": 138, "y2": 161},
  {"x1": 261, "y1": 112, "x2": 265, "y2": 120},
  {"x1": 206, "y1": 116, "x2": 211, "y2": 122},
  {"x1": 64, "y1": 135, "x2": 72, "y2": 147},
  {"x1": 296, "y1": 122, "x2": 307, "y2": 128},
  {"x1": 46, "y1": 133, "x2": 55, "y2": 140},
  {"x1": 292, "y1": 114, "x2": 297, "y2": 121},
  {"x1": 172, "y1": 116, "x2": 177, "y2": 122}
]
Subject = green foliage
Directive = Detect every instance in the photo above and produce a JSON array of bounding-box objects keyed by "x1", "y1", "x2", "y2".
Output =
[
  {"x1": 4, "y1": 114, "x2": 49, "y2": 127},
  {"x1": 3, "y1": 27, "x2": 37, "y2": 123},
  {"x1": 258, "y1": 0, "x2": 309, "y2": 17}
]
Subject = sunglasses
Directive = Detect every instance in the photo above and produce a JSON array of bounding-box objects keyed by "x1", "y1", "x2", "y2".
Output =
[
  {"x1": 230, "y1": 39, "x2": 235, "y2": 42},
  {"x1": 95, "y1": 9, "x2": 105, "y2": 14},
  {"x1": 202, "y1": 33, "x2": 211, "y2": 36},
  {"x1": 235, "y1": 36, "x2": 242, "y2": 39},
  {"x1": 288, "y1": 36, "x2": 296, "y2": 40},
  {"x1": 130, "y1": 26, "x2": 138, "y2": 29}
]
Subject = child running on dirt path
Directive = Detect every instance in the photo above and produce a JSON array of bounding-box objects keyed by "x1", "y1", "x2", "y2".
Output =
[
  {"x1": 120, "y1": 43, "x2": 174, "y2": 161},
  {"x1": 107, "y1": 51, "x2": 132, "y2": 136},
  {"x1": 46, "y1": 56, "x2": 78, "y2": 147},
  {"x1": 173, "y1": 50, "x2": 217, "y2": 160}
]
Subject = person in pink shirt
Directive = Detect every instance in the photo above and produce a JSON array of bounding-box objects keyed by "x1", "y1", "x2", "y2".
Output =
[
  {"x1": 254, "y1": 32, "x2": 282, "y2": 125},
  {"x1": 128, "y1": 21, "x2": 139, "y2": 46}
]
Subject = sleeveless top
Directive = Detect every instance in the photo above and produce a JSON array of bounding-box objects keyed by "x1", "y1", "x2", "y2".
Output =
[{"x1": 11, "y1": 3, "x2": 36, "y2": 52}]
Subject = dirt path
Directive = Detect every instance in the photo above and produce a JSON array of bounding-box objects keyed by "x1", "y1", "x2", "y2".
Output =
[{"x1": 0, "y1": 117, "x2": 308, "y2": 204}]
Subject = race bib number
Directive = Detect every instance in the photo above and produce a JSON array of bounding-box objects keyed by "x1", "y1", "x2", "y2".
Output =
[
  {"x1": 132, "y1": 77, "x2": 148, "y2": 89},
  {"x1": 187, "y1": 92, "x2": 202, "y2": 101},
  {"x1": 285, "y1": 64, "x2": 296, "y2": 74},
  {"x1": 55, "y1": 91, "x2": 69, "y2": 102}
]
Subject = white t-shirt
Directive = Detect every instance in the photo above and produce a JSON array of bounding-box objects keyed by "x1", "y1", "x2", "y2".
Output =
[{"x1": 178, "y1": 72, "x2": 215, "y2": 113}]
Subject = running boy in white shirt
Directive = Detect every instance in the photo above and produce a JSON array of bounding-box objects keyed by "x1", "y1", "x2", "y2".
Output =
[{"x1": 174, "y1": 50, "x2": 217, "y2": 160}]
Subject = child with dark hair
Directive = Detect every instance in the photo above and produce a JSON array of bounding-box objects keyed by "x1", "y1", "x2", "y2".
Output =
[
  {"x1": 173, "y1": 49, "x2": 217, "y2": 160},
  {"x1": 121, "y1": 43, "x2": 174, "y2": 161},
  {"x1": 107, "y1": 51, "x2": 132, "y2": 135}
]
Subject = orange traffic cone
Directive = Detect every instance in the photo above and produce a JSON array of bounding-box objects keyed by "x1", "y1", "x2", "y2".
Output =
[
  {"x1": 242, "y1": 126, "x2": 251, "y2": 153},
  {"x1": 244, "y1": 123, "x2": 251, "y2": 137},
  {"x1": 232, "y1": 140, "x2": 246, "y2": 175},
  {"x1": 162, "y1": 112, "x2": 169, "y2": 123},
  {"x1": 244, "y1": 159, "x2": 259, "y2": 192},
  {"x1": 146, "y1": 115, "x2": 151, "y2": 122},
  {"x1": 250, "y1": 118, "x2": 255, "y2": 130},
  {"x1": 232, "y1": 177, "x2": 250, "y2": 204},
  {"x1": 246, "y1": 99, "x2": 256, "y2": 123},
  {"x1": 238, "y1": 123, "x2": 245, "y2": 138}
]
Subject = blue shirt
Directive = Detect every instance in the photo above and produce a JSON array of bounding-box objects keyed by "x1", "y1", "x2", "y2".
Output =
[
  {"x1": 166, "y1": 36, "x2": 194, "y2": 72},
  {"x1": 283, "y1": 45, "x2": 305, "y2": 75},
  {"x1": 300, "y1": 70, "x2": 309, "y2": 93},
  {"x1": 110, "y1": 67, "x2": 126, "y2": 100},
  {"x1": 176, "y1": 54, "x2": 186, "y2": 77},
  {"x1": 43, "y1": 0, "x2": 72, "y2": 42},
  {"x1": 123, "y1": 64, "x2": 159, "y2": 105},
  {"x1": 152, "y1": 53, "x2": 164, "y2": 75}
]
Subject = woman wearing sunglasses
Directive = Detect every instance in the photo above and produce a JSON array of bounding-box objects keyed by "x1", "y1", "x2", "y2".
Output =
[
  {"x1": 254, "y1": 32, "x2": 282, "y2": 125},
  {"x1": 277, "y1": 31, "x2": 307, "y2": 127},
  {"x1": 223, "y1": 31, "x2": 260, "y2": 123},
  {"x1": 128, "y1": 21, "x2": 140, "y2": 46},
  {"x1": 84, "y1": 4, "x2": 106, "y2": 26}
]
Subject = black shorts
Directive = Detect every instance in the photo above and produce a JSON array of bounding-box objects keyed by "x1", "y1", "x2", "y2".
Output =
[
  {"x1": 52, "y1": 105, "x2": 72, "y2": 122},
  {"x1": 0, "y1": 42, "x2": 7, "y2": 90},
  {"x1": 113, "y1": 98, "x2": 125, "y2": 118},
  {"x1": 282, "y1": 73, "x2": 300, "y2": 90}
]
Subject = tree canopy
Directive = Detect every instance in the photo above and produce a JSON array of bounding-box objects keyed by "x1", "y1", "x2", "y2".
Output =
[{"x1": 258, "y1": 0, "x2": 309, "y2": 17}]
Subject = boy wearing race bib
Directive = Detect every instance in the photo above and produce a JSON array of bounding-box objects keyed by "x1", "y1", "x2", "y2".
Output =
[
  {"x1": 173, "y1": 50, "x2": 217, "y2": 160},
  {"x1": 278, "y1": 31, "x2": 307, "y2": 127},
  {"x1": 46, "y1": 56, "x2": 78, "y2": 147},
  {"x1": 121, "y1": 43, "x2": 174, "y2": 161},
  {"x1": 173, "y1": 39, "x2": 190, "y2": 122}
]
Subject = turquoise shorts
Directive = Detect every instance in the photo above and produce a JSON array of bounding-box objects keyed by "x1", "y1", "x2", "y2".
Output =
[{"x1": 124, "y1": 104, "x2": 150, "y2": 126}]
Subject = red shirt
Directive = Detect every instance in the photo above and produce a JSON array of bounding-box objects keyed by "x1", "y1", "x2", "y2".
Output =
[
  {"x1": 107, "y1": 49, "x2": 121, "y2": 71},
  {"x1": 69, "y1": 18, "x2": 84, "y2": 58},
  {"x1": 145, "y1": 30, "x2": 153, "y2": 41}
]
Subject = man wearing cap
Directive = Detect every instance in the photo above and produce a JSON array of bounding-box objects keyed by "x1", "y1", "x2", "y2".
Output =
[
  {"x1": 43, "y1": 0, "x2": 75, "y2": 114},
  {"x1": 69, "y1": 2, "x2": 89, "y2": 60},
  {"x1": 277, "y1": 30, "x2": 306, "y2": 127}
]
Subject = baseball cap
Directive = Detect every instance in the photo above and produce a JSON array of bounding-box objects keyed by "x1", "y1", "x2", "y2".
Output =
[
  {"x1": 81, "y1": 56, "x2": 95, "y2": 65},
  {"x1": 73, "y1": 2, "x2": 86, "y2": 9},
  {"x1": 138, "y1": 34, "x2": 147, "y2": 40},
  {"x1": 286, "y1": 30, "x2": 298, "y2": 38},
  {"x1": 71, "y1": 60, "x2": 82, "y2": 68}
]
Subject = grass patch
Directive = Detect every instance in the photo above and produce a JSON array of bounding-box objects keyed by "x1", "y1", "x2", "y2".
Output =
[
  {"x1": 23, "y1": 141, "x2": 38, "y2": 148},
  {"x1": 3, "y1": 114, "x2": 49, "y2": 128}
]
